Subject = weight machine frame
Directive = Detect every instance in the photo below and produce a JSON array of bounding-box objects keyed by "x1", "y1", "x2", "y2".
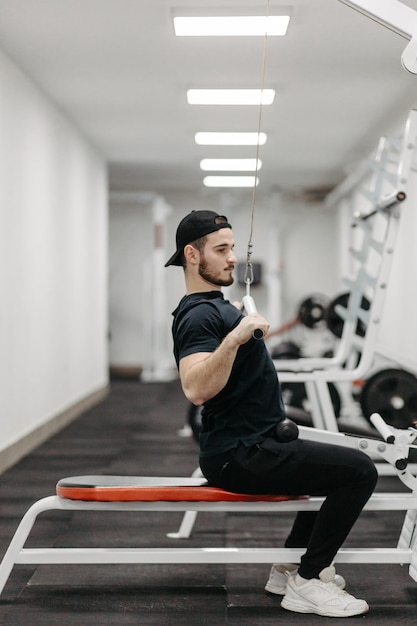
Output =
[
  {"x1": 341, "y1": 0, "x2": 417, "y2": 74},
  {"x1": 274, "y1": 109, "x2": 417, "y2": 434}
]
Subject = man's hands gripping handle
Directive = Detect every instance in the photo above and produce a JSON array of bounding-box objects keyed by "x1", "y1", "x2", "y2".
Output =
[{"x1": 242, "y1": 295, "x2": 265, "y2": 340}]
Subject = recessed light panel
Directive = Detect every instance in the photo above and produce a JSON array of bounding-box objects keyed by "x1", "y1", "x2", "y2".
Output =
[
  {"x1": 203, "y1": 176, "x2": 259, "y2": 187},
  {"x1": 195, "y1": 132, "x2": 267, "y2": 145},
  {"x1": 187, "y1": 89, "x2": 275, "y2": 105},
  {"x1": 173, "y1": 16, "x2": 290, "y2": 37},
  {"x1": 200, "y1": 158, "x2": 262, "y2": 171}
]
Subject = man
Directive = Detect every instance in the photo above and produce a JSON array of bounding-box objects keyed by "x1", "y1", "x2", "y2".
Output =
[{"x1": 166, "y1": 210, "x2": 378, "y2": 618}]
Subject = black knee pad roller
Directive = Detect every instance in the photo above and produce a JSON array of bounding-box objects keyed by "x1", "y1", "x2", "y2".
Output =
[{"x1": 274, "y1": 418, "x2": 299, "y2": 443}]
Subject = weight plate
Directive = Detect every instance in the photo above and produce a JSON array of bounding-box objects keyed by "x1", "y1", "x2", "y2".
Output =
[
  {"x1": 271, "y1": 341, "x2": 302, "y2": 360},
  {"x1": 298, "y1": 295, "x2": 329, "y2": 329},
  {"x1": 360, "y1": 368, "x2": 417, "y2": 428},
  {"x1": 326, "y1": 292, "x2": 370, "y2": 338}
]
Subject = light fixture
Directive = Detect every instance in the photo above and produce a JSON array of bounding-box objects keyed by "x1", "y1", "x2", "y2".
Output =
[
  {"x1": 187, "y1": 89, "x2": 275, "y2": 105},
  {"x1": 195, "y1": 132, "x2": 267, "y2": 145},
  {"x1": 200, "y1": 158, "x2": 262, "y2": 171},
  {"x1": 203, "y1": 176, "x2": 259, "y2": 188},
  {"x1": 173, "y1": 16, "x2": 290, "y2": 37}
]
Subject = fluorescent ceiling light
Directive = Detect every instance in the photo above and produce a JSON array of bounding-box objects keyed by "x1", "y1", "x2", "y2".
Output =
[
  {"x1": 203, "y1": 176, "x2": 259, "y2": 188},
  {"x1": 173, "y1": 16, "x2": 290, "y2": 37},
  {"x1": 200, "y1": 158, "x2": 262, "y2": 171},
  {"x1": 195, "y1": 132, "x2": 267, "y2": 145},
  {"x1": 187, "y1": 89, "x2": 275, "y2": 105}
]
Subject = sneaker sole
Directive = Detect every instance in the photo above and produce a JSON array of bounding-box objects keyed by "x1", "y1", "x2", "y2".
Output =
[
  {"x1": 281, "y1": 597, "x2": 369, "y2": 618},
  {"x1": 265, "y1": 583, "x2": 286, "y2": 595}
]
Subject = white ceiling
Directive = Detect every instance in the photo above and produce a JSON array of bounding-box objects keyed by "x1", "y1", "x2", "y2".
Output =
[{"x1": 1, "y1": 0, "x2": 417, "y2": 200}]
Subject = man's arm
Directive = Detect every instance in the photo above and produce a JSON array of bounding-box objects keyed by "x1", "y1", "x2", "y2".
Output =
[{"x1": 179, "y1": 312, "x2": 269, "y2": 405}]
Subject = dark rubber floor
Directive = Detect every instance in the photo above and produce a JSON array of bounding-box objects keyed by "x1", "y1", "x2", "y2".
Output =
[{"x1": 0, "y1": 379, "x2": 416, "y2": 624}]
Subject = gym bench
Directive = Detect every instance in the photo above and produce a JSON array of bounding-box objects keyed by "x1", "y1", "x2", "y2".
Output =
[
  {"x1": 2, "y1": 420, "x2": 417, "y2": 596},
  {"x1": 0, "y1": 476, "x2": 416, "y2": 597}
]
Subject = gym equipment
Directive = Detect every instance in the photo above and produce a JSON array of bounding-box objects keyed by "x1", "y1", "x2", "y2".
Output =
[
  {"x1": 169, "y1": 413, "x2": 417, "y2": 541},
  {"x1": 2, "y1": 413, "x2": 416, "y2": 597},
  {"x1": 340, "y1": 1, "x2": 417, "y2": 74},
  {"x1": 273, "y1": 109, "x2": 416, "y2": 435},
  {"x1": 274, "y1": 417, "x2": 299, "y2": 442},
  {"x1": 270, "y1": 341, "x2": 301, "y2": 360},
  {"x1": 298, "y1": 294, "x2": 329, "y2": 329},
  {"x1": 281, "y1": 380, "x2": 342, "y2": 418},
  {"x1": 272, "y1": 340, "x2": 342, "y2": 418},
  {"x1": 326, "y1": 292, "x2": 370, "y2": 338},
  {"x1": 240, "y1": 0, "x2": 269, "y2": 329},
  {"x1": 360, "y1": 368, "x2": 417, "y2": 429},
  {"x1": 268, "y1": 294, "x2": 331, "y2": 339},
  {"x1": 242, "y1": 295, "x2": 264, "y2": 339}
]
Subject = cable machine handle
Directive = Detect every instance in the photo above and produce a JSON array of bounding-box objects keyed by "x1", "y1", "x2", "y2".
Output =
[
  {"x1": 242, "y1": 295, "x2": 264, "y2": 340},
  {"x1": 370, "y1": 413, "x2": 395, "y2": 443}
]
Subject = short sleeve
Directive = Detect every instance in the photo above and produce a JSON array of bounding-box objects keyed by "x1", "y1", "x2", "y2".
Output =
[{"x1": 175, "y1": 302, "x2": 224, "y2": 361}]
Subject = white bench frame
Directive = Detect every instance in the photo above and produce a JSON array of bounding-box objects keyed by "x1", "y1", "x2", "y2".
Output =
[{"x1": 1, "y1": 421, "x2": 417, "y2": 596}]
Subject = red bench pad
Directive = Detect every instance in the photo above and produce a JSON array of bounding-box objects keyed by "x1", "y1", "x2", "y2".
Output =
[{"x1": 56, "y1": 476, "x2": 308, "y2": 503}]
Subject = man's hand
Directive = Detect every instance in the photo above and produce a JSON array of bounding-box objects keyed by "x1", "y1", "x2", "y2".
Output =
[{"x1": 231, "y1": 312, "x2": 270, "y2": 345}]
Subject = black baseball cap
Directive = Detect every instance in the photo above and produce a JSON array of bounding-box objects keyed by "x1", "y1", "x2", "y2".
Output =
[{"x1": 165, "y1": 210, "x2": 232, "y2": 267}]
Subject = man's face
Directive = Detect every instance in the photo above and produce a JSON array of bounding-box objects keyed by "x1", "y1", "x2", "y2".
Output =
[{"x1": 198, "y1": 228, "x2": 236, "y2": 287}]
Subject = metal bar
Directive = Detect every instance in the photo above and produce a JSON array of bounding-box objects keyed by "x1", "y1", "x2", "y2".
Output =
[
  {"x1": 14, "y1": 546, "x2": 414, "y2": 565},
  {"x1": 339, "y1": 0, "x2": 417, "y2": 72},
  {"x1": 339, "y1": 0, "x2": 417, "y2": 40}
]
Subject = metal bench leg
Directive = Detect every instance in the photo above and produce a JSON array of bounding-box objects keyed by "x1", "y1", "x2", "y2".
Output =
[
  {"x1": 0, "y1": 496, "x2": 59, "y2": 595},
  {"x1": 397, "y1": 507, "x2": 417, "y2": 581},
  {"x1": 167, "y1": 510, "x2": 199, "y2": 539},
  {"x1": 167, "y1": 467, "x2": 203, "y2": 539}
]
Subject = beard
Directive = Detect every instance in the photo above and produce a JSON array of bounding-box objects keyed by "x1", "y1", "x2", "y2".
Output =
[{"x1": 198, "y1": 256, "x2": 234, "y2": 287}]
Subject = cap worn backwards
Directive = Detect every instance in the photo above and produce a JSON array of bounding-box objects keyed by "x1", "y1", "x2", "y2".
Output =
[{"x1": 164, "y1": 210, "x2": 232, "y2": 267}]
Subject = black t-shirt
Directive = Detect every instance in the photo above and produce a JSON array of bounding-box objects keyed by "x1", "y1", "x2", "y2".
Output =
[{"x1": 172, "y1": 291, "x2": 286, "y2": 457}]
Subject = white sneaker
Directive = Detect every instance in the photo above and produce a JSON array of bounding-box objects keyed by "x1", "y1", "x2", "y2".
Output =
[
  {"x1": 281, "y1": 565, "x2": 369, "y2": 617},
  {"x1": 265, "y1": 563, "x2": 346, "y2": 595}
]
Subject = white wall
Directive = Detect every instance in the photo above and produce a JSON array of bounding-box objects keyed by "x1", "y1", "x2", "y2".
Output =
[{"x1": 0, "y1": 48, "x2": 108, "y2": 458}]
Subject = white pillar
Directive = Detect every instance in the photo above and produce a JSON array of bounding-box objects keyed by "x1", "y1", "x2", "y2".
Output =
[{"x1": 141, "y1": 196, "x2": 175, "y2": 381}]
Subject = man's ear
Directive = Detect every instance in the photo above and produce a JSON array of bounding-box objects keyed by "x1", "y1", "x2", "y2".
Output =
[{"x1": 183, "y1": 244, "x2": 199, "y2": 266}]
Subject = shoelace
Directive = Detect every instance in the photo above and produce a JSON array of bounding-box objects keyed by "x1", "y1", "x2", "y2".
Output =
[{"x1": 318, "y1": 580, "x2": 348, "y2": 596}]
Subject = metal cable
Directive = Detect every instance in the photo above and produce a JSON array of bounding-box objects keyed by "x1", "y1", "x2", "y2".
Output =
[{"x1": 245, "y1": 0, "x2": 270, "y2": 295}]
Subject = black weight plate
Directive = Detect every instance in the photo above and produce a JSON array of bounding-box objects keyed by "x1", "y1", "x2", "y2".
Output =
[
  {"x1": 360, "y1": 368, "x2": 417, "y2": 429},
  {"x1": 298, "y1": 295, "x2": 329, "y2": 329},
  {"x1": 280, "y1": 382, "x2": 306, "y2": 408},
  {"x1": 271, "y1": 341, "x2": 302, "y2": 360},
  {"x1": 326, "y1": 292, "x2": 370, "y2": 338}
]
